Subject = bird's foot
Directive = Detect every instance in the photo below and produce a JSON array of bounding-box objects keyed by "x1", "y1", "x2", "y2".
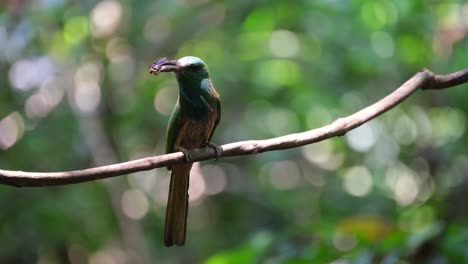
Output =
[
  {"x1": 204, "y1": 142, "x2": 223, "y2": 160},
  {"x1": 179, "y1": 147, "x2": 194, "y2": 162}
]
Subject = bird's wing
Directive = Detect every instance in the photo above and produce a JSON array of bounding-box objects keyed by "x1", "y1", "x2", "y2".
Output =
[
  {"x1": 207, "y1": 98, "x2": 221, "y2": 142},
  {"x1": 166, "y1": 101, "x2": 185, "y2": 155}
]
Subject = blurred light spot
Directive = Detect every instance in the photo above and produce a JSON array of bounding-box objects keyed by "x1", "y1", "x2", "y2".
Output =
[
  {"x1": 75, "y1": 61, "x2": 103, "y2": 84},
  {"x1": 360, "y1": 2, "x2": 386, "y2": 29},
  {"x1": 36, "y1": 56, "x2": 56, "y2": 81},
  {"x1": 90, "y1": 0, "x2": 122, "y2": 38},
  {"x1": 238, "y1": 32, "x2": 270, "y2": 60},
  {"x1": 242, "y1": 8, "x2": 274, "y2": 33},
  {"x1": 333, "y1": 232, "x2": 357, "y2": 251},
  {"x1": 40, "y1": 78, "x2": 65, "y2": 107},
  {"x1": 386, "y1": 163, "x2": 419, "y2": 206},
  {"x1": 397, "y1": 35, "x2": 425, "y2": 65},
  {"x1": 267, "y1": 160, "x2": 301, "y2": 190},
  {"x1": 385, "y1": 162, "x2": 401, "y2": 187},
  {"x1": 0, "y1": 112, "x2": 24, "y2": 150},
  {"x1": 393, "y1": 114, "x2": 417, "y2": 145},
  {"x1": 345, "y1": 122, "x2": 376, "y2": 152},
  {"x1": 269, "y1": 30, "x2": 300, "y2": 58},
  {"x1": 303, "y1": 141, "x2": 331, "y2": 166},
  {"x1": 343, "y1": 166, "x2": 373, "y2": 197},
  {"x1": 49, "y1": 31, "x2": 70, "y2": 59},
  {"x1": 429, "y1": 107, "x2": 466, "y2": 146},
  {"x1": 255, "y1": 60, "x2": 302, "y2": 92},
  {"x1": 9, "y1": 60, "x2": 36, "y2": 90},
  {"x1": 25, "y1": 92, "x2": 52, "y2": 119},
  {"x1": 436, "y1": 3, "x2": 463, "y2": 28},
  {"x1": 250, "y1": 231, "x2": 274, "y2": 249},
  {"x1": 153, "y1": 174, "x2": 170, "y2": 206},
  {"x1": 302, "y1": 141, "x2": 344, "y2": 170},
  {"x1": 105, "y1": 38, "x2": 131, "y2": 62},
  {"x1": 338, "y1": 217, "x2": 389, "y2": 241},
  {"x1": 128, "y1": 171, "x2": 156, "y2": 193},
  {"x1": 25, "y1": 77, "x2": 65, "y2": 119},
  {"x1": 417, "y1": 178, "x2": 434, "y2": 203},
  {"x1": 306, "y1": 105, "x2": 332, "y2": 128},
  {"x1": 329, "y1": 259, "x2": 349, "y2": 264},
  {"x1": 73, "y1": 61, "x2": 102, "y2": 114},
  {"x1": 433, "y1": 4, "x2": 466, "y2": 58},
  {"x1": 399, "y1": 205, "x2": 436, "y2": 233},
  {"x1": 73, "y1": 81, "x2": 101, "y2": 114},
  {"x1": 144, "y1": 16, "x2": 171, "y2": 44},
  {"x1": 154, "y1": 86, "x2": 178, "y2": 115},
  {"x1": 3, "y1": 21, "x2": 33, "y2": 61},
  {"x1": 121, "y1": 189, "x2": 149, "y2": 220},
  {"x1": 201, "y1": 165, "x2": 227, "y2": 195},
  {"x1": 220, "y1": 163, "x2": 244, "y2": 193},
  {"x1": 360, "y1": 2, "x2": 397, "y2": 30},
  {"x1": 188, "y1": 163, "x2": 206, "y2": 203},
  {"x1": 9, "y1": 57, "x2": 55, "y2": 91},
  {"x1": 369, "y1": 122, "x2": 400, "y2": 166},
  {"x1": 265, "y1": 107, "x2": 300, "y2": 136},
  {"x1": 107, "y1": 55, "x2": 135, "y2": 83},
  {"x1": 410, "y1": 106, "x2": 432, "y2": 143},
  {"x1": 63, "y1": 16, "x2": 89, "y2": 45},
  {"x1": 302, "y1": 167, "x2": 325, "y2": 187},
  {"x1": 104, "y1": 38, "x2": 134, "y2": 83},
  {"x1": 371, "y1": 31, "x2": 394, "y2": 58},
  {"x1": 88, "y1": 249, "x2": 119, "y2": 264}
]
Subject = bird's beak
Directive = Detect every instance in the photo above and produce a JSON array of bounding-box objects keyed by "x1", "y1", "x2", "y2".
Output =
[{"x1": 149, "y1": 58, "x2": 178, "y2": 74}]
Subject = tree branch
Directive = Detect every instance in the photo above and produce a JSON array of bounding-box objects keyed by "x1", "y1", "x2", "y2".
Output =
[{"x1": 1, "y1": 68, "x2": 467, "y2": 187}]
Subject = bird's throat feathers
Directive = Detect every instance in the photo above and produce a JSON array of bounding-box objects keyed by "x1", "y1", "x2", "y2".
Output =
[{"x1": 176, "y1": 75, "x2": 218, "y2": 121}]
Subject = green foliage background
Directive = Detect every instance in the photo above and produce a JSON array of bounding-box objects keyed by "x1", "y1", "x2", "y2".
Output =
[{"x1": 1, "y1": 0, "x2": 468, "y2": 263}]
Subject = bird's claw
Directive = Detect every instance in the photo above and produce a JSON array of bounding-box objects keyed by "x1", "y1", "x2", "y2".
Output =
[
  {"x1": 179, "y1": 147, "x2": 194, "y2": 163},
  {"x1": 205, "y1": 142, "x2": 223, "y2": 160},
  {"x1": 179, "y1": 143, "x2": 222, "y2": 163}
]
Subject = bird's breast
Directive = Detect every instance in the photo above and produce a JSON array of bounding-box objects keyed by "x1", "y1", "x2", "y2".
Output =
[{"x1": 174, "y1": 112, "x2": 218, "y2": 150}]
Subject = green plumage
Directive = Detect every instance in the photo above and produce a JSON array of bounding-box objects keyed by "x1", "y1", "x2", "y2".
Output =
[{"x1": 151, "y1": 56, "x2": 221, "y2": 247}]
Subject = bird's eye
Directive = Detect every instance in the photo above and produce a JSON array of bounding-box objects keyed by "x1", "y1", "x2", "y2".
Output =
[{"x1": 190, "y1": 64, "x2": 202, "y2": 70}]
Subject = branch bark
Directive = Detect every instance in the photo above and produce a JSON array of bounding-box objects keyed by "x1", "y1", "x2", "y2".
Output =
[{"x1": 1, "y1": 68, "x2": 467, "y2": 187}]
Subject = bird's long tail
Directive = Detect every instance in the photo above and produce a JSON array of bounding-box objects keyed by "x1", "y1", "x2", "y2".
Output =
[{"x1": 164, "y1": 163, "x2": 192, "y2": 247}]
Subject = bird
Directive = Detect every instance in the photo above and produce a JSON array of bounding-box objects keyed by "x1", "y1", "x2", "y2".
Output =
[{"x1": 149, "y1": 56, "x2": 221, "y2": 247}]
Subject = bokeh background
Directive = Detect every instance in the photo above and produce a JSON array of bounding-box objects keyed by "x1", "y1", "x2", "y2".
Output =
[{"x1": 1, "y1": 0, "x2": 468, "y2": 263}]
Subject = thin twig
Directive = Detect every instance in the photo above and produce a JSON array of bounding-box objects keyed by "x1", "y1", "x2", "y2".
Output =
[{"x1": 1, "y1": 68, "x2": 467, "y2": 187}]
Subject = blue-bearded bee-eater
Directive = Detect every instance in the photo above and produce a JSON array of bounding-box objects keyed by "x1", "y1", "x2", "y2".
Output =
[{"x1": 149, "y1": 56, "x2": 221, "y2": 247}]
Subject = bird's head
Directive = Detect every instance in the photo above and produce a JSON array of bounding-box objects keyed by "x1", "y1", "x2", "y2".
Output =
[
  {"x1": 150, "y1": 56, "x2": 218, "y2": 116},
  {"x1": 149, "y1": 56, "x2": 210, "y2": 80}
]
